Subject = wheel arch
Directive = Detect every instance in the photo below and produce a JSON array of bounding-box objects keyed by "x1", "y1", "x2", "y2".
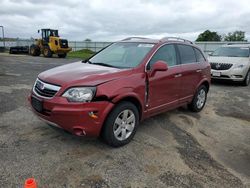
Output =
[
  {"x1": 99, "y1": 95, "x2": 143, "y2": 140},
  {"x1": 201, "y1": 80, "x2": 210, "y2": 91},
  {"x1": 114, "y1": 96, "x2": 143, "y2": 120},
  {"x1": 197, "y1": 79, "x2": 210, "y2": 92}
]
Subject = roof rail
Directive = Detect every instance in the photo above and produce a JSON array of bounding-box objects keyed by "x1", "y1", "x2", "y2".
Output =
[
  {"x1": 121, "y1": 37, "x2": 149, "y2": 41},
  {"x1": 160, "y1": 37, "x2": 193, "y2": 44}
]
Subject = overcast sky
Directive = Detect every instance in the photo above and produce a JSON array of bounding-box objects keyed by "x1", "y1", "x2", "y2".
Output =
[{"x1": 0, "y1": 0, "x2": 250, "y2": 41}]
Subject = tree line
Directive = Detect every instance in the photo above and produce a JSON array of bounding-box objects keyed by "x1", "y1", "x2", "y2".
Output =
[{"x1": 196, "y1": 30, "x2": 247, "y2": 42}]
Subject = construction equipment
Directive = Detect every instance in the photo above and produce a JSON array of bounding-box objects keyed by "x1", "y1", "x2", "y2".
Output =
[{"x1": 30, "y1": 29, "x2": 71, "y2": 58}]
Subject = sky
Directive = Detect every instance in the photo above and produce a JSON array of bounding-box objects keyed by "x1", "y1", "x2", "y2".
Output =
[{"x1": 0, "y1": 0, "x2": 250, "y2": 41}]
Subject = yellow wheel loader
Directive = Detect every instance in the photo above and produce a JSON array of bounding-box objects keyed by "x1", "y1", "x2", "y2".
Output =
[{"x1": 30, "y1": 29, "x2": 71, "y2": 58}]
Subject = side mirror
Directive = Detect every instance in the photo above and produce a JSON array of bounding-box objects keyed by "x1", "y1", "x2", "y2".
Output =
[
  {"x1": 208, "y1": 52, "x2": 213, "y2": 56},
  {"x1": 151, "y1": 60, "x2": 168, "y2": 73}
]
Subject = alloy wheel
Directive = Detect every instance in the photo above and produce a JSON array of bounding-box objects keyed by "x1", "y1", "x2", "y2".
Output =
[
  {"x1": 246, "y1": 72, "x2": 250, "y2": 85},
  {"x1": 113, "y1": 109, "x2": 135, "y2": 141},
  {"x1": 196, "y1": 89, "x2": 206, "y2": 109}
]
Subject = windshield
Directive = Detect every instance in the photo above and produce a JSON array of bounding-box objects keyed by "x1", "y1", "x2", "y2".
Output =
[
  {"x1": 89, "y1": 42, "x2": 155, "y2": 68},
  {"x1": 211, "y1": 47, "x2": 249, "y2": 57}
]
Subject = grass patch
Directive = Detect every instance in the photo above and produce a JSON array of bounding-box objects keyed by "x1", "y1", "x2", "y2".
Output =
[{"x1": 67, "y1": 49, "x2": 95, "y2": 60}]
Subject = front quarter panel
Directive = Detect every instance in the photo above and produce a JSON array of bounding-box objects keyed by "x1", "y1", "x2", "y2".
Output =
[{"x1": 96, "y1": 71, "x2": 146, "y2": 111}]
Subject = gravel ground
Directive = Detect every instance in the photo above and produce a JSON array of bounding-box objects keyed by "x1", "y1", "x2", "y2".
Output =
[{"x1": 0, "y1": 54, "x2": 249, "y2": 188}]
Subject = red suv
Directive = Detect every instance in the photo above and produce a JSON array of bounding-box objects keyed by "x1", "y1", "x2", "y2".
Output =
[{"x1": 29, "y1": 37, "x2": 211, "y2": 147}]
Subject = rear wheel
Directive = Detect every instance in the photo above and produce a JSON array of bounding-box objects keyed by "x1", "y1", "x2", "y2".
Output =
[
  {"x1": 102, "y1": 102, "x2": 139, "y2": 147},
  {"x1": 242, "y1": 70, "x2": 250, "y2": 86},
  {"x1": 30, "y1": 45, "x2": 40, "y2": 56},
  {"x1": 43, "y1": 46, "x2": 52, "y2": 57},
  {"x1": 188, "y1": 85, "x2": 207, "y2": 112},
  {"x1": 58, "y1": 53, "x2": 67, "y2": 58}
]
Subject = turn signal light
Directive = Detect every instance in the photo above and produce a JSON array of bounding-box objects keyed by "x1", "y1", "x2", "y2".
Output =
[{"x1": 89, "y1": 112, "x2": 98, "y2": 119}]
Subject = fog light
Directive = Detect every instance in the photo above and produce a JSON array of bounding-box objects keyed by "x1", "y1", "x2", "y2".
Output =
[
  {"x1": 73, "y1": 128, "x2": 86, "y2": 136},
  {"x1": 232, "y1": 75, "x2": 243, "y2": 78}
]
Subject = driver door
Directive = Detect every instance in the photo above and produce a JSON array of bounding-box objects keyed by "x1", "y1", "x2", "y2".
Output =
[{"x1": 146, "y1": 44, "x2": 182, "y2": 115}]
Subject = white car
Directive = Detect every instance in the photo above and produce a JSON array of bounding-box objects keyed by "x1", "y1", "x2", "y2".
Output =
[{"x1": 208, "y1": 44, "x2": 250, "y2": 86}]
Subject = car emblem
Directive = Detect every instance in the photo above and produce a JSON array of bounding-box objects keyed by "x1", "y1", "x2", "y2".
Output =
[
  {"x1": 216, "y1": 64, "x2": 221, "y2": 69},
  {"x1": 40, "y1": 83, "x2": 45, "y2": 90},
  {"x1": 37, "y1": 81, "x2": 45, "y2": 90}
]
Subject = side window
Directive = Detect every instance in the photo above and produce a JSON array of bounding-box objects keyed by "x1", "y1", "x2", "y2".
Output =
[
  {"x1": 177, "y1": 44, "x2": 196, "y2": 64},
  {"x1": 149, "y1": 44, "x2": 177, "y2": 68},
  {"x1": 194, "y1": 48, "x2": 206, "y2": 63}
]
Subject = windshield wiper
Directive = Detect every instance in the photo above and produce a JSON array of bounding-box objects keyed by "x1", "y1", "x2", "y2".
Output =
[
  {"x1": 82, "y1": 59, "x2": 93, "y2": 64},
  {"x1": 91, "y1": 62, "x2": 118, "y2": 68}
]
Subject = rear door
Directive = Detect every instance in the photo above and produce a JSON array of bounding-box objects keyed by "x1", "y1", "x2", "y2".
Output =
[
  {"x1": 193, "y1": 47, "x2": 208, "y2": 78},
  {"x1": 176, "y1": 44, "x2": 201, "y2": 103},
  {"x1": 146, "y1": 44, "x2": 182, "y2": 114}
]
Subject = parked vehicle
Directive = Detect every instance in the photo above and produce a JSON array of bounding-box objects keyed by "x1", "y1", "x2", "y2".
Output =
[
  {"x1": 30, "y1": 29, "x2": 71, "y2": 58},
  {"x1": 29, "y1": 37, "x2": 211, "y2": 147},
  {"x1": 208, "y1": 44, "x2": 250, "y2": 86},
  {"x1": 9, "y1": 46, "x2": 29, "y2": 54}
]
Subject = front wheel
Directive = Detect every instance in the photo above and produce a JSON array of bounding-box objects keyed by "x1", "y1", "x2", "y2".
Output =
[
  {"x1": 188, "y1": 85, "x2": 208, "y2": 112},
  {"x1": 43, "y1": 46, "x2": 52, "y2": 58},
  {"x1": 58, "y1": 53, "x2": 67, "y2": 58},
  {"x1": 102, "y1": 102, "x2": 139, "y2": 147},
  {"x1": 242, "y1": 70, "x2": 250, "y2": 86}
]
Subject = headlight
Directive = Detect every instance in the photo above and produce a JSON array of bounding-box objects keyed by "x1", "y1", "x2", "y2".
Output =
[
  {"x1": 234, "y1": 64, "x2": 245, "y2": 69},
  {"x1": 62, "y1": 87, "x2": 96, "y2": 102}
]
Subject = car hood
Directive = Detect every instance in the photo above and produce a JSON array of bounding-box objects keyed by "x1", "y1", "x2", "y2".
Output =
[
  {"x1": 208, "y1": 56, "x2": 249, "y2": 64},
  {"x1": 38, "y1": 61, "x2": 131, "y2": 86}
]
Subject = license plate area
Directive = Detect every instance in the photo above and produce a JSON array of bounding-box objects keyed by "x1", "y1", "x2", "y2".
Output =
[
  {"x1": 31, "y1": 96, "x2": 43, "y2": 112},
  {"x1": 212, "y1": 71, "x2": 221, "y2": 77}
]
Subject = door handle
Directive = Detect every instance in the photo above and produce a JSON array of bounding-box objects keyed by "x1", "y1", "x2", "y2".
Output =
[
  {"x1": 174, "y1": 73, "x2": 182, "y2": 78},
  {"x1": 196, "y1": 69, "x2": 202, "y2": 73}
]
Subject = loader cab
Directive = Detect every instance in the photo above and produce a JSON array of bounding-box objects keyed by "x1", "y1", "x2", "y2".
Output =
[{"x1": 38, "y1": 29, "x2": 59, "y2": 44}]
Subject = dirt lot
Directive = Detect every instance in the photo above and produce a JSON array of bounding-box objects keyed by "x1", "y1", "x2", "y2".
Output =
[{"x1": 0, "y1": 54, "x2": 249, "y2": 188}]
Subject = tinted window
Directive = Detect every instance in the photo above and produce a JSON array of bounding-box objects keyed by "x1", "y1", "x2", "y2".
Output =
[
  {"x1": 194, "y1": 48, "x2": 206, "y2": 62},
  {"x1": 211, "y1": 47, "x2": 249, "y2": 57},
  {"x1": 177, "y1": 45, "x2": 196, "y2": 64},
  {"x1": 149, "y1": 44, "x2": 177, "y2": 67}
]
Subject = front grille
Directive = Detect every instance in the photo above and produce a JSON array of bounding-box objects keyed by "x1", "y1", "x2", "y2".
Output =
[
  {"x1": 33, "y1": 79, "x2": 61, "y2": 98},
  {"x1": 210, "y1": 62, "x2": 233, "y2": 70},
  {"x1": 59, "y1": 39, "x2": 69, "y2": 48}
]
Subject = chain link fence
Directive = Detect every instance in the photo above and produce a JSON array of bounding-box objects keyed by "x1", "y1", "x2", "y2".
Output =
[{"x1": 1, "y1": 39, "x2": 250, "y2": 55}]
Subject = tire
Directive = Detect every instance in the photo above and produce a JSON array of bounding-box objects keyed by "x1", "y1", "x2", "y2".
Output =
[
  {"x1": 30, "y1": 45, "x2": 40, "y2": 56},
  {"x1": 43, "y1": 46, "x2": 52, "y2": 57},
  {"x1": 188, "y1": 85, "x2": 208, "y2": 112},
  {"x1": 102, "y1": 101, "x2": 139, "y2": 147},
  {"x1": 58, "y1": 53, "x2": 67, "y2": 58},
  {"x1": 242, "y1": 70, "x2": 250, "y2": 86}
]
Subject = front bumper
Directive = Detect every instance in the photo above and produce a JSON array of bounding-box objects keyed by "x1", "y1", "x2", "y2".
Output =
[
  {"x1": 211, "y1": 68, "x2": 248, "y2": 81},
  {"x1": 28, "y1": 94, "x2": 114, "y2": 137}
]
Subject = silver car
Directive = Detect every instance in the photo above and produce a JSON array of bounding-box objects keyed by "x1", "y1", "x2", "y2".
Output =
[{"x1": 208, "y1": 44, "x2": 250, "y2": 86}]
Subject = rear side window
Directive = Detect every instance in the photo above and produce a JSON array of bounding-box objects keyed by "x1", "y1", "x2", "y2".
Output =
[
  {"x1": 177, "y1": 45, "x2": 196, "y2": 64},
  {"x1": 149, "y1": 44, "x2": 177, "y2": 67},
  {"x1": 194, "y1": 48, "x2": 206, "y2": 63}
]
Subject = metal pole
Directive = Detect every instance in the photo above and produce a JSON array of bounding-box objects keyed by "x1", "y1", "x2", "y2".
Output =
[{"x1": 0, "y1": 26, "x2": 5, "y2": 48}]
